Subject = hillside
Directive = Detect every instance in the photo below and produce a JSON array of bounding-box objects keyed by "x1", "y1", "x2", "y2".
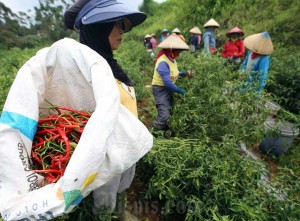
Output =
[
  {"x1": 133, "y1": 0, "x2": 300, "y2": 46},
  {"x1": 128, "y1": 0, "x2": 300, "y2": 114}
]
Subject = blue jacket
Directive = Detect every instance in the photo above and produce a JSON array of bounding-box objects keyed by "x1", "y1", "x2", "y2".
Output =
[
  {"x1": 241, "y1": 51, "x2": 271, "y2": 92},
  {"x1": 202, "y1": 28, "x2": 216, "y2": 53}
]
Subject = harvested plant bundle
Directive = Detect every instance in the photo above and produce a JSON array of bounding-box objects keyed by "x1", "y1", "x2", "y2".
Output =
[{"x1": 31, "y1": 106, "x2": 91, "y2": 184}]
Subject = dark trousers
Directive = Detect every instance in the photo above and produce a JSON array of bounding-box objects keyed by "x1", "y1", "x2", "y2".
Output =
[{"x1": 152, "y1": 85, "x2": 173, "y2": 130}]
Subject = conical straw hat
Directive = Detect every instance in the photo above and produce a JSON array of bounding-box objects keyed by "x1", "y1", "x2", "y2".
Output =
[
  {"x1": 189, "y1": 26, "x2": 201, "y2": 34},
  {"x1": 157, "y1": 33, "x2": 189, "y2": 50},
  {"x1": 244, "y1": 32, "x2": 273, "y2": 55},
  {"x1": 203, "y1": 18, "x2": 220, "y2": 28},
  {"x1": 226, "y1": 26, "x2": 244, "y2": 37},
  {"x1": 172, "y1": 27, "x2": 181, "y2": 33},
  {"x1": 144, "y1": 34, "x2": 151, "y2": 39}
]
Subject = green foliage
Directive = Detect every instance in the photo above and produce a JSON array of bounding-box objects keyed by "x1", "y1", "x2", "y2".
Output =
[
  {"x1": 17, "y1": 35, "x2": 44, "y2": 49},
  {"x1": 132, "y1": 0, "x2": 179, "y2": 38},
  {"x1": 115, "y1": 39, "x2": 153, "y2": 102},
  {"x1": 0, "y1": 0, "x2": 74, "y2": 49},
  {"x1": 33, "y1": 0, "x2": 74, "y2": 42},
  {"x1": 142, "y1": 137, "x2": 300, "y2": 220},
  {"x1": 50, "y1": 194, "x2": 117, "y2": 221},
  {"x1": 168, "y1": 53, "x2": 268, "y2": 145},
  {"x1": 131, "y1": 0, "x2": 300, "y2": 118},
  {"x1": 0, "y1": 48, "x2": 39, "y2": 112},
  {"x1": 266, "y1": 47, "x2": 300, "y2": 114},
  {"x1": 0, "y1": 0, "x2": 299, "y2": 220},
  {"x1": 139, "y1": 0, "x2": 159, "y2": 16}
]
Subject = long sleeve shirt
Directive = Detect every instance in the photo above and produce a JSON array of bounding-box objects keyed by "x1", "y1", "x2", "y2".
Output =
[
  {"x1": 241, "y1": 51, "x2": 271, "y2": 91},
  {"x1": 221, "y1": 39, "x2": 245, "y2": 58},
  {"x1": 156, "y1": 61, "x2": 184, "y2": 94},
  {"x1": 202, "y1": 29, "x2": 216, "y2": 53}
]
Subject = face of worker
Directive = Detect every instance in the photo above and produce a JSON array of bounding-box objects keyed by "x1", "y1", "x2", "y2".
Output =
[
  {"x1": 230, "y1": 33, "x2": 239, "y2": 41},
  {"x1": 109, "y1": 18, "x2": 132, "y2": 50},
  {"x1": 172, "y1": 49, "x2": 182, "y2": 58}
]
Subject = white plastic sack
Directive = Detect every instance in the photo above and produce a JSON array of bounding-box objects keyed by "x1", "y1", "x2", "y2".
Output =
[{"x1": 0, "y1": 38, "x2": 153, "y2": 221}]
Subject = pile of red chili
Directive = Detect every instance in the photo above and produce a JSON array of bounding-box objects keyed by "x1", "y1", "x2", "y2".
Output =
[{"x1": 31, "y1": 106, "x2": 91, "y2": 184}]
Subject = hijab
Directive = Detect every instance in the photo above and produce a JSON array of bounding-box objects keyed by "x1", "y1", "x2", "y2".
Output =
[
  {"x1": 80, "y1": 22, "x2": 134, "y2": 86},
  {"x1": 154, "y1": 49, "x2": 175, "y2": 65}
]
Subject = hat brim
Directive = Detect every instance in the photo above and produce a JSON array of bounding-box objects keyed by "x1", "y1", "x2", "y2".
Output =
[
  {"x1": 75, "y1": 2, "x2": 146, "y2": 30},
  {"x1": 226, "y1": 32, "x2": 244, "y2": 37}
]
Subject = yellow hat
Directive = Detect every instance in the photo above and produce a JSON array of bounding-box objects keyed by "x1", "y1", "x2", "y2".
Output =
[
  {"x1": 157, "y1": 33, "x2": 189, "y2": 50},
  {"x1": 172, "y1": 27, "x2": 181, "y2": 33},
  {"x1": 189, "y1": 26, "x2": 202, "y2": 34},
  {"x1": 203, "y1": 18, "x2": 220, "y2": 28},
  {"x1": 244, "y1": 32, "x2": 273, "y2": 55}
]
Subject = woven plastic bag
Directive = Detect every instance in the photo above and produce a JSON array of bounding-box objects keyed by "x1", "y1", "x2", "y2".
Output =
[{"x1": 0, "y1": 38, "x2": 153, "y2": 221}]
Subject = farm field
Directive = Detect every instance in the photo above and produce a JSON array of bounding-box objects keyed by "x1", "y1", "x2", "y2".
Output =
[
  {"x1": 1, "y1": 39, "x2": 299, "y2": 221},
  {"x1": 0, "y1": 0, "x2": 299, "y2": 220}
]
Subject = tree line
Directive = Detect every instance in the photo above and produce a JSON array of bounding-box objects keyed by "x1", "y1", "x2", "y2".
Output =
[{"x1": 0, "y1": 0, "x2": 74, "y2": 49}]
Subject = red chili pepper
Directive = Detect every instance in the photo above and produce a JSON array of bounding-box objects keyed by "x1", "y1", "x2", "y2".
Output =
[
  {"x1": 36, "y1": 128, "x2": 58, "y2": 136},
  {"x1": 38, "y1": 117, "x2": 58, "y2": 124},
  {"x1": 33, "y1": 169, "x2": 62, "y2": 174},
  {"x1": 74, "y1": 128, "x2": 84, "y2": 134},
  {"x1": 32, "y1": 105, "x2": 92, "y2": 184},
  {"x1": 31, "y1": 151, "x2": 43, "y2": 165},
  {"x1": 57, "y1": 128, "x2": 71, "y2": 163},
  {"x1": 55, "y1": 124, "x2": 80, "y2": 129},
  {"x1": 33, "y1": 134, "x2": 60, "y2": 148},
  {"x1": 56, "y1": 106, "x2": 91, "y2": 117}
]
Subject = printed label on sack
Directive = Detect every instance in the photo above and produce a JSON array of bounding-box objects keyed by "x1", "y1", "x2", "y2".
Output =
[{"x1": 18, "y1": 142, "x2": 40, "y2": 191}]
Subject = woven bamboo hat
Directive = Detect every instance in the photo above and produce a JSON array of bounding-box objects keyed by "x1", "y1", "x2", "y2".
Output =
[
  {"x1": 144, "y1": 34, "x2": 151, "y2": 39},
  {"x1": 226, "y1": 26, "x2": 244, "y2": 37},
  {"x1": 189, "y1": 26, "x2": 201, "y2": 34},
  {"x1": 157, "y1": 33, "x2": 189, "y2": 50},
  {"x1": 203, "y1": 18, "x2": 220, "y2": 28},
  {"x1": 244, "y1": 32, "x2": 273, "y2": 55},
  {"x1": 172, "y1": 27, "x2": 181, "y2": 33}
]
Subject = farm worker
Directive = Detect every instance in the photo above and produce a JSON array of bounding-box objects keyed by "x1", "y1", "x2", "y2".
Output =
[
  {"x1": 64, "y1": 0, "x2": 147, "y2": 218},
  {"x1": 172, "y1": 27, "x2": 185, "y2": 41},
  {"x1": 160, "y1": 28, "x2": 169, "y2": 42},
  {"x1": 189, "y1": 26, "x2": 202, "y2": 53},
  {"x1": 144, "y1": 34, "x2": 155, "y2": 57},
  {"x1": 202, "y1": 18, "x2": 220, "y2": 54},
  {"x1": 150, "y1": 33, "x2": 157, "y2": 49},
  {"x1": 151, "y1": 33, "x2": 190, "y2": 131},
  {"x1": 240, "y1": 32, "x2": 273, "y2": 93},
  {"x1": 144, "y1": 34, "x2": 153, "y2": 50},
  {"x1": 222, "y1": 26, "x2": 245, "y2": 70}
]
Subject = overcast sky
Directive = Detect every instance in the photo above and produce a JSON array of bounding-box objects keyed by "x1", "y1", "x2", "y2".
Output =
[{"x1": 1, "y1": 0, "x2": 166, "y2": 13}]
